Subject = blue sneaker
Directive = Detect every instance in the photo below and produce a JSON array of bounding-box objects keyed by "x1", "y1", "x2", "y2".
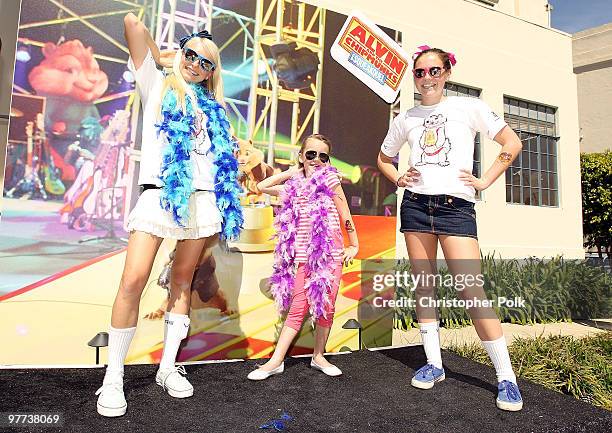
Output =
[
  {"x1": 496, "y1": 380, "x2": 523, "y2": 411},
  {"x1": 411, "y1": 364, "x2": 445, "y2": 389}
]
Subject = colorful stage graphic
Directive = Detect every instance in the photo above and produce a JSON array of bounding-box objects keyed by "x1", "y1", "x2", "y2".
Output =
[
  {"x1": 0, "y1": 216, "x2": 397, "y2": 365},
  {"x1": 1, "y1": 0, "x2": 402, "y2": 366}
]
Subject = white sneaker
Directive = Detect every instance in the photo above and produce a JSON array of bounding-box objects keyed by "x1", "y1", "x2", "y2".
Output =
[
  {"x1": 310, "y1": 359, "x2": 342, "y2": 377},
  {"x1": 247, "y1": 362, "x2": 284, "y2": 381},
  {"x1": 156, "y1": 365, "x2": 194, "y2": 398},
  {"x1": 96, "y1": 375, "x2": 127, "y2": 417}
]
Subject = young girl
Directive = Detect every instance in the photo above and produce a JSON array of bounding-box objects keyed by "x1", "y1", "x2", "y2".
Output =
[
  {"x1": 95, "y1": 13, "x2": 242, "y2": 417},
  {"x1": 247, "y1": 134, "x2": 359, "y2": 380},
  {"x1": 377, "y1": 46, "x2": 524, "y2": 411}
]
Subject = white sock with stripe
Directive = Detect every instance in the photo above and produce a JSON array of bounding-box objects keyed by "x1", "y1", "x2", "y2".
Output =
[
  {"x1": 419, "y1": 321, "x2": 443, "y2": 369},
  {"x1": 159, "y1": 312, "x2": 191, "y2": 370}
]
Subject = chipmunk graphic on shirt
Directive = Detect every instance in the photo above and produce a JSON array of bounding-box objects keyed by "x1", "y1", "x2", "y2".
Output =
[{"x1": 416, "y1": 113, "x2": 451, "y2": 167}]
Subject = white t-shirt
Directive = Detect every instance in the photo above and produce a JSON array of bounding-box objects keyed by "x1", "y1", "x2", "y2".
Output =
[
  {"x1": 380, "y1": 96, "x2": 507, "y2": 202},
  {"x1": 128, "y1": 49, "x2": 215, "y2": 190}
]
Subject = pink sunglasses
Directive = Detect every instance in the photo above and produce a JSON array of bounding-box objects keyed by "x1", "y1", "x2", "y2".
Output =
[{"x1": 412, "y1": 66, "x2": 445, "y2": 79}]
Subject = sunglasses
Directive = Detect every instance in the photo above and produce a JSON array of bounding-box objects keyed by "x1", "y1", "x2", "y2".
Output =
[
  {"x1": 304, "y1": 150, "x2": 330, "y2": 163},
  {"x1": 412, "y1": 66, "x2": 445, "y2": 79},
  {"x1": 182, "y1": 47, "x2": 216, "y2": 72}
]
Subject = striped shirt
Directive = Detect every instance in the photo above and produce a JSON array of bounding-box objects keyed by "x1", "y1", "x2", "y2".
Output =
[{"x1": 293, "y1": 171, "x2": 344, "y2": 263}]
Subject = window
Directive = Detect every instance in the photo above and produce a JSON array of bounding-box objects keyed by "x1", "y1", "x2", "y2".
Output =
[
  {"x1": 504, "y1": 97, "x2": 558, "y2": 207},
  {"x1": 414, "y1": 82, "x2": 482, "y2": 197}
]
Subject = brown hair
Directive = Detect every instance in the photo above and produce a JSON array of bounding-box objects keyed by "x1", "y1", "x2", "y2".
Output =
[
  {"x1": 413, "y1": 48, "x2": 453, "y2": 70},
  {"x1": 298, "y1": 133, "x2": 332, "y2": 168}
]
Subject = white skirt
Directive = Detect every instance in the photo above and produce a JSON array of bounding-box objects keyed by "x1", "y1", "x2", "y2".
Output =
[{"x1": 126, "y1": 189, "x2": 222, "y2": 240}]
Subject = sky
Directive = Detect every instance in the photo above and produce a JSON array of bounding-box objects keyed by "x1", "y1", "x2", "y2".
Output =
[{"x1": 549, "y1": 0, "x2": 612, "y2": 33}]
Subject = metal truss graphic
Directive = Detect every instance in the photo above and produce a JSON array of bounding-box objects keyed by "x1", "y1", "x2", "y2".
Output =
[
  {"x1": 247, "y1": 0, "x2": 325, "y2": 164},
  {"x1": 153, "y1": 0, "x2": 256, "y2": 137}
]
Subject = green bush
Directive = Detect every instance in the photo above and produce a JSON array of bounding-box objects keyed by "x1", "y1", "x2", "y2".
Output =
[
  {"x1": 393, "y1": 256, "x2": 612, "y2": 330},
  {"x1": 447, "y1": 333, "x2": 612, "y2": 410},
  {"x1": 565, "y1": 259, "x2": 612, "y2": 319},
  {"x1": 580, "y1": 151, "x2": 612, "y2": 263}
]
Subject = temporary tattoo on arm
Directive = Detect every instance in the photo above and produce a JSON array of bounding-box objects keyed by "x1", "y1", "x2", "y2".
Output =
[
  {"x1": 345, "y1": 220, "x2": 355, "y2": 233},
  {"x1": 498, "y1": 152, "x2": 513, "y2": 165}
]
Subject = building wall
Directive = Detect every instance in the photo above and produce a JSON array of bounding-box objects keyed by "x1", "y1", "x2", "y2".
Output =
[
  {"x1": 444, "y1": 0, "x2": 552, "y2": 28},
  {"x1": 573, "y1": 23, "x2": 612, "y2": 154},
  {"x1": 305, "y1": 0, "x2": 583, "y2": 259},
  {"x1": 493, "y1": 0, "x2": 551, "y2": 27},
  {"x1": 0, "y1": 0, "x2": 21, "y2": 193}
]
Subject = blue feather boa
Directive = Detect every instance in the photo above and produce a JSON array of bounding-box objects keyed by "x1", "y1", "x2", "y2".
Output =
[{"x1": 156, "y1": 84, "x2": 243, "y2": 241}]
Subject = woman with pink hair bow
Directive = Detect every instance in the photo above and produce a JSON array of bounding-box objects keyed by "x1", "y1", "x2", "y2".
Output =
[{"x1": 377, "y1": 45, "x2": 524, "y2": 411}]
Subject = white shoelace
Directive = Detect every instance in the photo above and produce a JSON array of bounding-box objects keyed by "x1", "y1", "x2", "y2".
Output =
[
  {"x1": 159, "y1": 365, "x2": 189, "y2": 389},
  {"x1": 173, "y1": 365, "x2": 187, "y2": 376}
]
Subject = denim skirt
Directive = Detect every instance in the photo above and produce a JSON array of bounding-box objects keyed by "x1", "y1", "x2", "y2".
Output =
[{"x1": 399, "y1": 190, "x2": 477, "y2": 239}]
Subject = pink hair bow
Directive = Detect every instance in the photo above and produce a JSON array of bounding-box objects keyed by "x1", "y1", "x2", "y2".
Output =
[
  {"x1": 412, "y1": 44, "x2": 458, "y2": 66},
  {"x1": 412, "y1": 45, "x2": 431, "y2": 60}
]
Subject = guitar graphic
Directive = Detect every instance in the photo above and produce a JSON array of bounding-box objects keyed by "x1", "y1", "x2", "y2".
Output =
[
  {"x1": 35, "y1": 113, "x2": 66, "y2": 195},
  {"x1": 59, "y1": 110, "x2": 129, "y2": 229},
  {"x1": 5, "y1": 121, "x2": 48, "y2": 200}
]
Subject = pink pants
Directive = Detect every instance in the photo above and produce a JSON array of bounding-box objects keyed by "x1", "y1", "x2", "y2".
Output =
[{"x1": 284, "y1": 262, "x2": 343, "y2": 331}]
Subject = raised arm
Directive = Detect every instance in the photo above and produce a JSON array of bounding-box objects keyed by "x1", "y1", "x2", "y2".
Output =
[
  {"x1": 124, "y1": 12, "x2": 162, "y2": 69},
  {"x1": 256, "y1": 166, "x2": 300, "y2": 197},
  {"x1": 331, "y1": 184, "x2": 359, "y2": 266}
]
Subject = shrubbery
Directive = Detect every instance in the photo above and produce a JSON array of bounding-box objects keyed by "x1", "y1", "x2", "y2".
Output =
[
  {"x1": 393, "y1": 255, "x2": 612, "y2": 330},
  {"x1": 447, "y1": 333, "x2": 612, "y2": 410}
]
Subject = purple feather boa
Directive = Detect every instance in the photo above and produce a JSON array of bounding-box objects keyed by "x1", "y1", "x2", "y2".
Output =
[{"x1": 270, "y1": 166, "x2": 340, "y2": 321}]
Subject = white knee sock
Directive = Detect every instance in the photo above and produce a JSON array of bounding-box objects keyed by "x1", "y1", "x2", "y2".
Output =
[
  {"x1": 482, "y1": 336, "x2": 516, "y2": 383},
  {"x1": 159, "y1": 312, "x2": 190, "y2": 370},
  {"x1": 104, "y1": 326, "x2": 136, "y2": 381},
  {"x1": 419, "y1": 321, "x2": 442, "y2": 369}
]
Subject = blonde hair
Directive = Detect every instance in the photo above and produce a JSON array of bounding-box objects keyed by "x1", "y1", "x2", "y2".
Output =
[
  {"x1": 158, "y1": 37, "x2": 226, "y2": 117},
  {"x1": 199, "y1": 38, "x2": 225, "y2": 107}
]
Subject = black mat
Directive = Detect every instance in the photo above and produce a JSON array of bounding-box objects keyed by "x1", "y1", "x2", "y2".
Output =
[{"x1": 2, "y1": 346, "x2": 611, "y2": 433}]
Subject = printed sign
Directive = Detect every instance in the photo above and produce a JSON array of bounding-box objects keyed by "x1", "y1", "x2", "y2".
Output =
[{"x1": 331, "y1": 11, "x2": 411, "y2": 104}]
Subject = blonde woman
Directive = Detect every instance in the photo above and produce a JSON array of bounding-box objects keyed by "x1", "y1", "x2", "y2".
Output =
[{"x1": 95, "y1": 13, "x2": 242, "y2": 417}]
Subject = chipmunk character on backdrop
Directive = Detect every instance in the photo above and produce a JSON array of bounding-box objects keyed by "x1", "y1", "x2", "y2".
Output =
[
  {"x1": 143, "y1": 137, "x2": 275, "y2": 319},
  {"x1": 236, "y1": 137, "x2": 275, "y2": 204}
]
